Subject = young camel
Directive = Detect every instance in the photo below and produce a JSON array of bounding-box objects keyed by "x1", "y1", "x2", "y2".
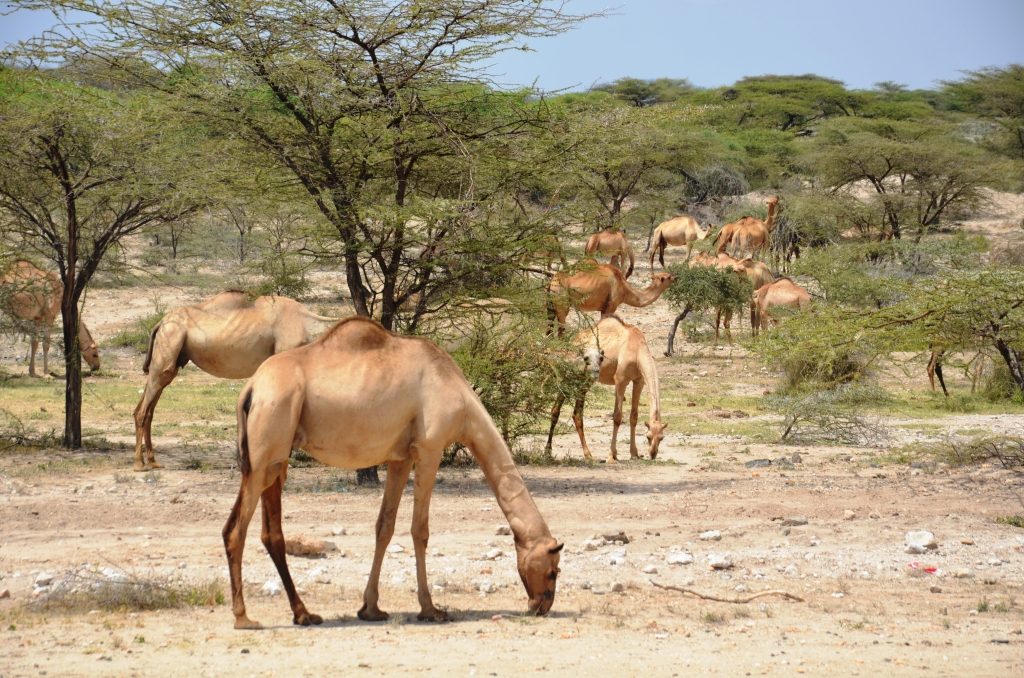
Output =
[
  {"x1": 715, "y1": 196, "x2": 780, "y2": 258},
  {"x1": 585, "y1": 229, "x2": 635, "y2": 278},
  {"x1": 647, "y1": 215, "x2": 710, "y2": 268},
  {"x1": 752, "y1": 278, "x2": 811, "y2": 333},
  {"x1": 547, "y1": 262, "x2": 676, "y2": 336},
  {"x1": 0, "y1": 260, "x2": 100, "y2": 376},
  {"x1": 133, "y1": 290, "x2": 338, "y2": 471},
  {"x1": 225, "y1": 317, "x2": 563, "y2": 629},
  {"x1": 545, "y1": 316, "x2": 666, "y2": 463}
]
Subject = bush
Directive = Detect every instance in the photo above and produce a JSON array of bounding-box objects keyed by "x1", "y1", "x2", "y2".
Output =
[{"x1": 765, "y1": 383, "x2": 890, "y2": 445}]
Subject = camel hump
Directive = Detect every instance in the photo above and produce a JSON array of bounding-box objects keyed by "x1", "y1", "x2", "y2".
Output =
[{"x1": 318, "y1": 316, "x2": 390, "y2": 350}]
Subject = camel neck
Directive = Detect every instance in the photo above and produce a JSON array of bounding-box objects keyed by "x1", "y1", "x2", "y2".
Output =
[
  {"x1": 463, "y1": 398, "x2": 552, "y2": 546},
  {"x1": 765, "y1": 202, "x2": 777, "y2": 232},
  {"x1": 625, "y1": 281, "x2": 664, "y2": 308},
  {"x1": 637, "y1": 344, "x2": 662, "y2": 422}
]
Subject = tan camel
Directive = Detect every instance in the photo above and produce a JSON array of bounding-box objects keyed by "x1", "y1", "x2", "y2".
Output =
[
  {"x1": 715, "y1": 196, "x2": 779, "y2": 258},
  {"x1": 224, "y1": 317, "x2": 563, "y2": 629},
  {"x1": 0, "y1": 260, "x2": 100, "y2": 376},
  {"x1": 545, "y1": 316, "x2": 665, "y2": 463},
  {"x1": 547, "y1": 261, "x2": 676, "y2": 336},
  {"x1": 752, "y1": 278, "x2": 811, "y2": 333},
  {"x1": 133, "y1": 291, "x2": 338, "y2": 471},
  {"x1": 647, "y1": 215, "x2": 710, "y2": 268},
  {"x1": 685, "y1": 253, "x2": 774, "y2": 343},
  {"x1": 585, "y1": 229, "x2": 635, "y2": 278}
]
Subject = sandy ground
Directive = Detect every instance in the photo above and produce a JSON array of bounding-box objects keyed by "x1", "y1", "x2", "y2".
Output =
[{"x1": 2, "y1": 197, "x2": 1024, "y2": 677}]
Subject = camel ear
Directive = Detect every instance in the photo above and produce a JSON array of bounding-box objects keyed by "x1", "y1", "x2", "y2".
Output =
[{"x1": 549, "y1": 543, "x2": 564, "y2": 554}]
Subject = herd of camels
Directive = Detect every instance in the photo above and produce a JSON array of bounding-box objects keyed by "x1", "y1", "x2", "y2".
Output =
[{"x1": 0, "y1": 196, "x2": 839, "y2": 626}]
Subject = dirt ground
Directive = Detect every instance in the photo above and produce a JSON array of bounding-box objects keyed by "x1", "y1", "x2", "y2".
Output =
[{"x1": 2, "y1": 196, "x2": 1023, "y2": 677}]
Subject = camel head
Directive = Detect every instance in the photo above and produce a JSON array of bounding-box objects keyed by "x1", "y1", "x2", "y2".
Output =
[
  {"x1": 650, "y1": 271, "x2": 677, "y2": 290},
  {"x1": 581, "y1": 345, "x2": 604, "y2": 381},
  {"x1": 82, "y1": 341, "x2": 101, "y2": 372},
  {"x1": 645, "y1": 419, "x2": 667, "y2": 459},
  {"x1": 516, "y1": 537, "x2": 563, "y2": 615},
  {"x1": 697, "y1": 223, "x2": 711, "y2": 240}
]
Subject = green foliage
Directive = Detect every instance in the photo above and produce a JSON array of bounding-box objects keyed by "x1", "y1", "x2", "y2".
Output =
[
  {"x1": 110, "y1": 308, "x2": 165, "y2": 353},
  {"x1": 664, "y1": 264, "x2": 751, "y2": 316},
  {"x1": 593, "y1": 77, "x2": 695, "y2": 107},
  {"x1": 944, "y1": 65, "x2": 1024, "y2": 160},
  {"x1": 766, "y1": 383, "x2": 890, "y2": 445}
]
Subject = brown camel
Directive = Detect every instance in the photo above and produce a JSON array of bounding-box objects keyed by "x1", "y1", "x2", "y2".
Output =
[
  {"x1": 585, "y1": 229, "x2": 635, "y2": 278},
  {"x1": 545, "y1": 316, "x2": 666, "y2": 463},
  {"x1": 547, "y1": 261, "x2": 676, "y2": 336},
  {"x1": 686, "y1": 253, "x2": 774, "y2": 343},
  {"x1": 133, "y1": 291, "x2": 338, "y2": 471},
  {"x1": 0, "y1": 260, "x2": 100, "y2": 376},
  {"x1": 224, "y1": 317, "x2": 563, "y2": 629},
  {"x1": 752, "y1": 278, "x2": 811, "y2": 333},
  {"x1": 647, "y1": 215, "x2": 710, "y2": 268},
  {"x1": 715, "y1": 196, "x2": 779, "y2": 258}
]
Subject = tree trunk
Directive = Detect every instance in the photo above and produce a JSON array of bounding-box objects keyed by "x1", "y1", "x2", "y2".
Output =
[
  {"x1": 61, "y1": 298, "x2": 82, "y2": 449},
  {"x1": 664, "y1": 305, "x2": 691, "y2": 357},
  {"x1": 993, "y1": 338, "x2": 1024, "y2": 392}
]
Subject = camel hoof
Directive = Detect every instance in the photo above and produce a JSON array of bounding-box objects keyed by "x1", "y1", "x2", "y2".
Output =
[
  {"x1": 605, "y1": 457, "x2": 617, "y2": 465},
  {"x1": 234, "y1": 617, "x2": 263, "y2": 630},
  {"x1": 293, "y1": 611, "x2": 323, "y2": 626},
  {"x1": 147, "y1": 460, "x2": 163, "y2": 469},
  {"x1": 417, "y1": 608, "x2": 449, "y2": 623},
  {"x1": 133, "y1": 463, "x2": 147, "y2": 472},
  {"x1": 357, "y1": 605, "x2": 389, "y2": 622}
]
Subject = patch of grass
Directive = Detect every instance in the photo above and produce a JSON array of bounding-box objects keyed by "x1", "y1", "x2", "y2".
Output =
[
  {"x1": 109, "y1": 309, "x2": 165, "y2": 353},
  {"x1": 976, "y1": 598, "x2": 990, "y2": 613},
  {"x1": 700, "y1": 609, "x2": 727, "y2": 625},
  {"x1": 995, "y1": 515, "x2": 1024, "y2": 529},
  {"x1": 30, "y1": 573, "x2": 224, "y2": 613}
]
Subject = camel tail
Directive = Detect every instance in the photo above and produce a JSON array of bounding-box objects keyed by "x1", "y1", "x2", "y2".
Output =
[
  {"x1": 236, "y1": 384, "x2": 254, "y2": 475},
  {"x1": 142, "y1": 322, "x2": 161, "y2": 375}
]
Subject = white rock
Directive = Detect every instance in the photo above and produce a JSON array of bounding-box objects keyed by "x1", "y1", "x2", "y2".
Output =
[
  {"x1": 642, "y1": 564, "x2": 659, "y2": 575},
  {"x1": 34, "y1": 572, "x2": 54, "y2": 587},
  {"x1": 843, "y1": 510, "x2": 856, "y2": 521},
  {"x1": 608, "y1": 548, "x2": 627, "y2": 566},
  {"x1": 478, "y1": 581, "x2": 497, "y2": 594},
  {"x1": 699, "y1": 530, "x2": 722, "y2": 541},
  {"x1": 386, "y1": 544, "x2": 405, "y2": 554},
  {"x1": 666, "y1": 552, "x2": 694, "y2": 566},
  {"x1": 261, "y1": 580, "x2": 282, "y2": 597},
  {"x1": 708, "y1": 554, "x2": 734, "y2": 570},
  {"x1": 330, "y1": 526, "x2": 347, "y2": 536},
  {"x1": 582, "y1": 538, "x2": 606, "y2": 551},
  {"x1": 483, "y1": 548, "x2": 504, "y2": 561},
  {"x1": 904, "y1": 530, "x2": 938, "y2": 553}
]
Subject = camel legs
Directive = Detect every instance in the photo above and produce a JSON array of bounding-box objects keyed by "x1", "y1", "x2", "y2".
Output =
[
  {"x1": 28, "y1": 330, "x2": 40, "y2": 377},
  {"x1": 132, "y1": 368, "x2": 178, "y2": 471},
  {"x1": 628, "y1": 380, "x2": 643, "y2": 460},
  {"x1": 608, "y1": 380, "x2": 628, "y2": 464},
  {"x1": 411, "y1": 453, "x2": 447, "y2": 621},
  {"x1": 259, "y1": 468, "x2": 322, "y2": 626},
  {"x1": 570, "y1": 390, "x2": 594, "y2": 460},
  {"x1": 359, "y1": 458, "x2": 413, "y2": 622},
  {"x1": 222, "y1": 462, "x2": 276, "y2": 630},
  {"x1": 545, "y1": 393, "x2": 566, "y2": 456}
]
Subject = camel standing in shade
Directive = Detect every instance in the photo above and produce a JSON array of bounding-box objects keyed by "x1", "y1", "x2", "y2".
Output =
[
  {"x1": 224, "y1": 317, "x2": 562, "y2": 629},
  {"x1": 715, "y1": 196, "x2": 779, "y2": 258},
  {"x1": 752, "y1": 278, "x2": 811, "y2": 333},
  {"x1": 547, "y1": 262, "x2": 676, "y2": 336},
  {"x1": 647, "y1": 215, "x2": 710, "y2": 268},
  {"x1": 545, "y1": 316, "x2": 666, "y2": 463},
  {"x1": 585, "y1": 230, "x2": 635, "y2": 278},
  {"x1": 0, "y1": 260, "x2": 100, "y2": 376},
  {"x1": 133, "y1": 291, "x2": 338, "y2": 471}
]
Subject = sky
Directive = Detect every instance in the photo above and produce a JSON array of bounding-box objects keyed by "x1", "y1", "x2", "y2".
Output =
[{"x1": 3, "y1": 0, "x2": 1023, "y2": 91}]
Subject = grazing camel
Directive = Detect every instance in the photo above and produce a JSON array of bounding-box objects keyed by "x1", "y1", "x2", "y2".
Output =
[
  {"x1": 224, "y1": 317, "x2": 563, "y2": 629},
  {"x1": 0, "y1": 260, "x2": 100, "y2": 376},
  {"x1": 133, "y1": 291, "x2": 338, "y2": 471},
  {"x1": 715, "y1": 196, "x2": 779, "y2": 258},
  {"x1": 752, "y1": 278, "x2": 811, "y2": 333},
  {"x1": 585, "y1": 229, "x2": 635, "y2": 278},
  {"x1": 545, "y1": 316, "x2": 666, "y2": 463},
  {"x1": 547, "y1": 261, "x2": 676, "y2": 336},
  {"x1": 647, "y1": 215, "x2": 710, "y2": 268}
]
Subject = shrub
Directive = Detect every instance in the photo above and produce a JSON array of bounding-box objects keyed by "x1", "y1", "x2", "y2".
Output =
[{"x1": 110, "y1": 307, "x2": 165, "y2": 353}]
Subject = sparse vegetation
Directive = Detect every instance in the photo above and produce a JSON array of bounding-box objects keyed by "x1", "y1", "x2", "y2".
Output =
[{"x1": 30, "y1": 571, "x2": 224, "y2": 613}]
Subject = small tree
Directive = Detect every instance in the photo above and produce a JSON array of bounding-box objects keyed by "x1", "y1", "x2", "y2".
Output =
[
  {"x1": 0, "y1": 68, "x2": 197, "y2": 447},
  {"x1": 944, "y1": 65, "x2": 1024, "y2": 160},
  {"x1": 662, "y1": 264, "x2": 751, "y2": 356}
]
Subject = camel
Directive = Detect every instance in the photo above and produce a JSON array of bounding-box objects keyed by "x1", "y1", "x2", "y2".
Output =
[
  {"x1": 752, "y1": 278, "x2": 811, "y2": 333},
  {"x1": 647, "y1": 215, "x2": 710, "y2": 268},
  {"x1": 547, "y1": 261, "x2": 676, "y2": 336},
  {"x1": 715, "y1": 196, "x2": 779, "y2": 258},
  {"x1": 681, "y1": 252, "x2": 774, "y2": 344},
  {"x1": 224, "y1": 317, "x2": 563, "y2": 629},
  {"x1": 545, "y1": 316, "x2": 666, "y2": 463},
  {"x1": 0, "y1": 260, "x2": 100, "y2": 377},
  {"x1": 133, "y1": 290, "x2": 338, "y2": 471},
  {"x1": 585, "y1": 229, "x2": 635, "y2": 278}
]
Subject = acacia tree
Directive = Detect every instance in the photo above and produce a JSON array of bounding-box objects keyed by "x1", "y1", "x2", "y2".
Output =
[
  {"x1": 0, "y1": 68, "x2": 197, "y2": 447},
  {"x1": 944, "y1": 65, "x2": 1024, "y2": 160},
  {"x1": 804, "y1": 117, "x2": 994, "y2": 240}
]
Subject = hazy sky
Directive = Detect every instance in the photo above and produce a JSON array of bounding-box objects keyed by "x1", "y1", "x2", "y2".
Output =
[{"x1": 3, "y1": 0, "x2": 1023, "y2": 90}]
